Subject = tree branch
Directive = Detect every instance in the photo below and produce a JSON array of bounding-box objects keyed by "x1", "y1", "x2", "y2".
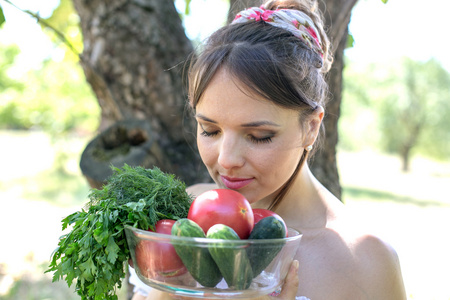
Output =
[{"x1": 0, "y1": 0, "x2": 83, "y2": 61}]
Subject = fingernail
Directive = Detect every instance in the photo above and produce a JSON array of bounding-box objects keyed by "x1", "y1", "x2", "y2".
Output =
[{"x1": 293, "y1": 260, "x2": 299, "y2": 271}]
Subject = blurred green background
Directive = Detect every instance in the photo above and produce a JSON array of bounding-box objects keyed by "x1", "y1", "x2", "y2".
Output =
[{"x1": 0, "y1": 0, "x2": 449, "y2": 299}]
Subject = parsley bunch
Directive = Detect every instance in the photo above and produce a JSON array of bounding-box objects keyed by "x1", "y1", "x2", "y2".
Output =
[{"x1": 46, "y1": 165, "x2": 193, "y2": 300}]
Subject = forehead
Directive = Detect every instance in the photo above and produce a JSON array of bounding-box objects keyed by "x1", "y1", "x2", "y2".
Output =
[{"x1": 197, "y1": 68, "x2": 299, "y2": 123}]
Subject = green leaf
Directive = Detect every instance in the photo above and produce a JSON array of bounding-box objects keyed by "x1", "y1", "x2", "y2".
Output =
[
  {"x1": 381, "y1": 0, "x2": 388, "y2": 3},
  {"x1": 105, "y1": 236, "x2": 120, "y2": 263},
  {"x1": 0, "y1": 6, "x2": 5, "y2": 28},
  {"x1": 51, "y1": 266, "x2": 64, "y2": 282},
  {"x1": 79, "y1": 257, "x2": 97, "y2": 282},
  {"x1": 185, "y1": 0, "x2": 192, "y2": 15},
  {"x1": 346, "y1": 33, "x2": 355, "y2": 49}
]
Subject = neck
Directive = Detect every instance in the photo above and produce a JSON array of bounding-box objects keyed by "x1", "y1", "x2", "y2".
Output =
[{"x1": 272, "y1": 163, "x2": 337, "y2": 230}]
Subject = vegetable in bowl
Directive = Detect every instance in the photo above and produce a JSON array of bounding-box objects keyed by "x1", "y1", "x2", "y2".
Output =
[{"x1": 46, "y1": 165, "x2": 193, "y2": 300}]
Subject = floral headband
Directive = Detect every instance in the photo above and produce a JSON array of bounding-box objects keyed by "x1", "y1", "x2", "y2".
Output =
[{"x1": 232, "y1": 6, "x2": 324, "y2": 58}]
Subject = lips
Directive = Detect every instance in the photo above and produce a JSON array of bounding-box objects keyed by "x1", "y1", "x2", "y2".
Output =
[{"x1": 220, "y1": 175, "x2": 254, "y2": 190}]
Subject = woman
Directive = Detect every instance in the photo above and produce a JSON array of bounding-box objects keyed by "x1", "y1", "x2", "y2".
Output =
[{"x1": 130, "y1": 0, "x2": 407, "y2": 299}]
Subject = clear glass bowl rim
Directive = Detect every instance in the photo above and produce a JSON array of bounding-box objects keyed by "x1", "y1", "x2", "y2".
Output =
[{"x1": 125, "y1": 224, "x2": 302, "y2": 246}]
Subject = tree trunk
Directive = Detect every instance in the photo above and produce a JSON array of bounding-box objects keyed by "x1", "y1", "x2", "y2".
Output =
[
  {"x1": 400, "y1": 123, "x2": 421, "y2": 173},
  {"x1": 310, "y1": 0, "x2": 357, "y2": 200},
  {"x1": 73, "y1": 0, "x2": 210, "y2": 186},
  {"x1": 309, "y1": 26, "x2": 349, "y2": 200},
  {"x1": 401, "y1": 146, "x2": 411, "y2": 172}
]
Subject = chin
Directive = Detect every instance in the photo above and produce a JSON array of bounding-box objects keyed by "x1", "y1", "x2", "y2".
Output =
[{"x1": 236, "y1": 190, "x2": 262, "y2": 205}]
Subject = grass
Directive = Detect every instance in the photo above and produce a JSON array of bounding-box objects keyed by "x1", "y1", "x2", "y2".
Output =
[
  {"x1": 343, "y1": 185, "x2": 449, "y2": 207},
  {"x1": 0, "y1": 263, "x2": 80, "y2": 300},
  {"x1": 1, "y1": 168, "x2": 90, "y2": 207},
  {"x1": 0, "y1": 131, "x2": 449, "y2": 300}
]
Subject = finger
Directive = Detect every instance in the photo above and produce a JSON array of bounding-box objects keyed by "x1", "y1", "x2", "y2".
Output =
[{"x1": 278, "y1": 260, "x2": 299, "y2": 299}]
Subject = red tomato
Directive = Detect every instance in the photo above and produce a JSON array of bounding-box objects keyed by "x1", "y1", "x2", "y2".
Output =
[
  {"x1": 253, "y1": 208, "x2": 288, "y2": 237},
  {"x1": 135, "y1": 219, "x2": 187, "y2": 278},
  {"x1": 153, "y1": 219, "x2": 175, "y2": 234},
  {"x1": 187, "y1": 189, "x2": 254, "y2": 239}
]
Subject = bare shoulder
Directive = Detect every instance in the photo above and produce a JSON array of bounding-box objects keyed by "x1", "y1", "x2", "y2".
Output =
[
  {"x1": 186, "y1": 183, "x2": 218, "y2": 198},
  {"x1": 297, "y1": 216, "x2": 406, "y2": 299},
  {"x1": 351, "y1": 232, "x2": 406, "y2": 299},
  {"x1": 333, "y1": 211, "x2": 404, "y2": 278}
]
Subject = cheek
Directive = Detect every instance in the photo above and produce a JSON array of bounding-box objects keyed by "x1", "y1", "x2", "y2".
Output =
[
  {"x1": 197, "y1": 136, "x2": 216, "y2": 168},
  {"x1": 255, "y1": 147, "x2": 301, "y2": 183}
]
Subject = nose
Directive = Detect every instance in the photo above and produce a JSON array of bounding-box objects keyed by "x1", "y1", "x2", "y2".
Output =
[{"x1": 217, "y1": 133, "x2": 245, "y2": 169}]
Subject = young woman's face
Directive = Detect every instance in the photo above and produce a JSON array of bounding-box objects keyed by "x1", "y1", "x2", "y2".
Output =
[{"x1": 195, "y1": 68, "x2": 309, "y2": 205}]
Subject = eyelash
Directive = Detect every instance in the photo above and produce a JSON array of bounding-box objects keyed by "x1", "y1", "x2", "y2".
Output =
[
  {"x1": 200, "y1": 130, "x2": 218, "y2": 138},
  {"x1": 250, "y1": 135, "x2": 273, "y2": 144},
  {"x1": 200, "y1": 129, "x2": 273, "y2": 144}
]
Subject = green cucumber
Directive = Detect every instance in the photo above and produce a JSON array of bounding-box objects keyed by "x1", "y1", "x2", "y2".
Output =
[
  {"x1": 206, "y1": 224, "x2": 253, "y2": 290},
  {"x1": 246, "y1": 216, "x2": 286, "y2": 277},
  {"x1": 171, "y1": 218, "x2": 222, "y2": 287}
]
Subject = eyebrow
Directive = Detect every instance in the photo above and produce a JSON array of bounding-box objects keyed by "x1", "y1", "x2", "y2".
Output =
[{"x1": 195, "y1": 114, "x2": 281, "y2": 127}]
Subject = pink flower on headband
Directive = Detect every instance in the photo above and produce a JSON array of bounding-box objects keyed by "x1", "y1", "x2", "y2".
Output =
[
  {"x1": 234, "y1": 7, "x2": 275, "y2": 22},
  {"x1": 250, "y1": 9, "x2": 275, "y2": 22},
  {"x1": 232, "y1": 7, "x2": 324, "y2": 59}
]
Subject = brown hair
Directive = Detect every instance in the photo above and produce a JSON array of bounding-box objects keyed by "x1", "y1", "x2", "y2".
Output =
[{"x1": 188, "y1": 0, "x2": 333, "y2": 211}]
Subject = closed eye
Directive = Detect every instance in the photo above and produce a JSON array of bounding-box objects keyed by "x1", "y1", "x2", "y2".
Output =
[
  {"x1": 250, "y1": 135, "x2": 273, "y2": 144},
  {"x1": 200, "y1": 129, "x2": 219, "y2": 137},
  {"x1": 199, "y1": 123, "x2": 219, "y2": 137},
  {"x1": 198, "y1": 122, "x2": 274, "y2": 144}
]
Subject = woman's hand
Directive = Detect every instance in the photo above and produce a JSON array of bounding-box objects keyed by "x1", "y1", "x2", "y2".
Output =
[
  {"x1": 268, "y1": 260, "x2": 299, "y2": 300},
  {"x1": 169, "y1": 260, "x2": 299, "y2": 300}
]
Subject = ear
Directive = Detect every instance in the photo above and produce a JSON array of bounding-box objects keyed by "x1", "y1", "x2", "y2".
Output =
[{"x1": 304, "y1": 105, "x2": 324, "y2": 148}]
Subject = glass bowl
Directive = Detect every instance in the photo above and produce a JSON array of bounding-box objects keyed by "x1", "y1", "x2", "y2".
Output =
[{"x1": 125, "y1": 225, "x2": 302, "y2": 299}]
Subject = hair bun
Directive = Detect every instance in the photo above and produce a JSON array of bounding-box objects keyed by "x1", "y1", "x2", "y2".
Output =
[{"x1": 263, "y1": 0, "x2": 333, "y2": 72}]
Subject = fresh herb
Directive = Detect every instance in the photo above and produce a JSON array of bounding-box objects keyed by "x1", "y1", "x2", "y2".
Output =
[{"x1": 46, "y1": 165, "x2": 193, "y2": 300}]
